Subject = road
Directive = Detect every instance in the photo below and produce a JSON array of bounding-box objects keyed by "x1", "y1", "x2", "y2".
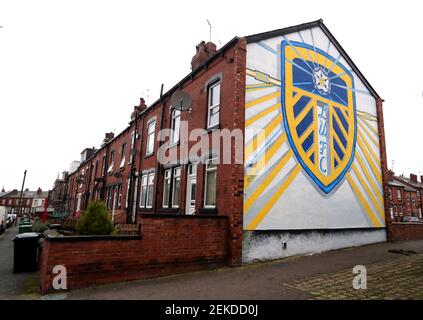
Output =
[{"x1": 0, "y1": 226, "x2": 39, "y2": 300}]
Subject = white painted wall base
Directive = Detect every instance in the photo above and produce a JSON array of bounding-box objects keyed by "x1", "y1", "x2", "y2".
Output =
[{"x1": 242, "y1": 229, "x2": 387, "y2": 263}]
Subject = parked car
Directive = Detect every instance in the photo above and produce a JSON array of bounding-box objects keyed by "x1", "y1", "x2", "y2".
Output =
[
  {"x1": 0, "y1": 206, "x2": 7, "y2": 234},
  {"x1": 402, "y1": 216, "x2": 422, "y2": 223},
  {"x1": 7, "y1": 213, "x2": 17, "y2": 228}
]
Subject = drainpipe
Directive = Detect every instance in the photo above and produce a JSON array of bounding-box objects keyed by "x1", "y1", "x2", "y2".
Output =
[
  {"x1": 127, "y1": 111, "x2": 139, "y2": 223},
  {"x1": 154, "y1": 84, "x2": 165, "y2": 214}
]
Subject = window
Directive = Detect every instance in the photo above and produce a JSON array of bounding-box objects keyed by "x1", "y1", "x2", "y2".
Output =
[
  {"x1": 204, "y1": 157, "x2": 217, "y2": 207},
  {"x1": 389, "y1": 206, "x2": 393, "y2": 220},
  {"x1": 146, "y1": 120, "x2": 156, "y2": 155},
  {"x1": 125, "y1": 178, "x2": 130, "y2": 208},
  {"x1": 207, "y1": 81, "x2": 220, "y2": 128},
  {"x1": 146, "y1": 173, "x2": 155, "y2": 208},
  {"x1": 108, "y1": 151, "x2": 115, "y2": 175},
  {"x1": 172, "y1": 167, "x2": 181, "y2": 208},
  {"x1": 140, "y1": 175, "x2": 147, "y2": 208},
  {"x1": 412, "y1": 197, "x2": 415, "y2": 205},
  {"x1": 170, "y1": 109, "x2": 181, "y2": 144},
  {"x1": 397, "y1": 189, "x2": 402, "y2": 201},
  {"x1": 399, "y1": 206, "x2": 403, "y2": 216},
  {"x1": 120, "y1": 143, "x2": 127, "y2": 169},
  {"x1": 26, "y1": 199, "x2": 30, "y2": 205},
  {"x1": 117, "y1": 184, "x2": 122, "y2": 208},
  {"x1": 129, "y1": 131, "x2": 135, "y2": 164},
  {"x1": 102, "y1": 155, "x2": 106, "y2": 177},
  {"x1": 163, "y1": 169, "x2": 171, "y2": 207},
  {"x1": 388, "y1": 188, "x2": 392, "y2": 200},
  {"x1": 139, "y1": 172, "x2": 155, "y2": 208},
  {"x1": 407, "y1": 195, "x2": 410, "y2": 205},
  {"x1": 393, "y1": 205, "x2": 397, "y2": 216}
]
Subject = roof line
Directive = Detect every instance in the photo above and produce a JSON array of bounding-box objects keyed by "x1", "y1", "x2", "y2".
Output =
[{"x1": 245, "y1": 19, "x2": 381, "y2": 100}]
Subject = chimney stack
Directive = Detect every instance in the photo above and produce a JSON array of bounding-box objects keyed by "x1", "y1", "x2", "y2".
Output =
[
  {"x1": 131, "y1": 98, "x2": 147, "y2": 120},
  {"x1": 37, "y1": 187, "x2": 42, "y2": 195},
  {"x1": 410, "y1": 173, "x2": 418, "y2": 182},
  {"x1": 103, "y1": 132, "x2": 115, "y2": 144},
  {"x1": 191, "y1": 41, "x2": 217, "y2": 70},
  {"x1": 1, "y1": 187, "x2": 5, "y2": 193}
]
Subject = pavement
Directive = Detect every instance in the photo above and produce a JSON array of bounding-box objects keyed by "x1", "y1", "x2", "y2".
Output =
[
  {"x1": 1, "y1": 227, "x2": 423, "y2": 300},
  {"x1": 0, "y1": 226, "x2": 39, "y2": 300}
]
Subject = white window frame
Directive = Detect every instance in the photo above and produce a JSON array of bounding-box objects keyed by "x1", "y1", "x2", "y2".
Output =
[
  {"x1": 146, "y1": 120, "x2": 156, "y2": 155},
  {"x1": 120, "y1": 143, "x2": 126, "y2": 169},
  {"x1": 125, "y1": 178, "x2": 130, "y2": 208},
  {"x1": 207, "y1": 81, "x2": 220, "y2": 128},
  {"x1": 163, "y1": 169, "x2": 172, "y2": 207},
  {"x1": 172, "y1": 167, "x2": 181, "y2": 208},
  {"x1": 139, "y1": 175, "x2": 148, "y2": 208},
  {"x1": 397, "y1": 189, "x2": 402, "y2": 201},
  {"x1": 204, "y1": 157, "x2": 217, "y2": 208},
  {"x1": 117, "y1": 184, "x2": 122, "y2": 207},
  {"x1": 146, "y1": 172, "x2": 155, "y2": 208},
  {"x1": 107, "y1": 151, "x2": 115, "y2": 175},
  {"x1": 129, "y1": 131, "x2": 135, "y2": 164},
  {"x1": 170, "y1": 108, "x2": 181, "y2": 145}
]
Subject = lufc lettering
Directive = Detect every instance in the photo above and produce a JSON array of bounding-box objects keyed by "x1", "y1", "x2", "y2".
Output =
[
  {"x1": 317, "y1": 104, "x2": 329, "y2": 176},
  {"x1": 165, "y1": 304, "x2": 258, "y2": 318}
]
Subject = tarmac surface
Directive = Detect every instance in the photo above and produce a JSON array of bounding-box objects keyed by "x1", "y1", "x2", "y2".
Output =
[{"x1": 1, "y1": 225, "x2": 423, "y2": 300}]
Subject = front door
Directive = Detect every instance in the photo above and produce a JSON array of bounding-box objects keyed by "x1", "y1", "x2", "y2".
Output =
[{"x1": 186, "y1": 164, "x2": 197, "y2": 215}]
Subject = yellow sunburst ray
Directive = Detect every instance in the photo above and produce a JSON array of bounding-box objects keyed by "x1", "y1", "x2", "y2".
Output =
[
  {"x1": 346, "y1": 173, "x2": 382, "y2": 228},
  {"x1": 246, "y1": 164, "x2": 302, "y2": 230}
]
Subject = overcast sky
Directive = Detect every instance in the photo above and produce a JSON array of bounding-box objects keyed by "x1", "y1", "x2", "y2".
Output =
[{"x1": 0, "y1": 0, "x2": 422, "y2": 191}]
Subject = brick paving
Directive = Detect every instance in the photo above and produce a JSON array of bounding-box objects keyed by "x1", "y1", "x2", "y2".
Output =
[{"x1": 284, "y1": 254, "x2": 423, "y2": 300}]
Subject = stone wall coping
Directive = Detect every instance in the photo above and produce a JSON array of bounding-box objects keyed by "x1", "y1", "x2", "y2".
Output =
[{"x1": 42, "y1": 233, "x2": 142, "y2": 242}]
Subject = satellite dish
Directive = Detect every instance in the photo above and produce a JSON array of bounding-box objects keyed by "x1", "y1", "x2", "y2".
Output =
[{"x1": 171, "y1": 91, "x2": 192, "y2": 111}]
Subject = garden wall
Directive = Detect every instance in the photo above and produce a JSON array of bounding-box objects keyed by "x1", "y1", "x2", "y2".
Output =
[
  {"x1": 387, "y1": 222, "x2": 423, "y2": 241},
  {"x1": 39, "y1": 214, "x2": 228, "y2": 293}
]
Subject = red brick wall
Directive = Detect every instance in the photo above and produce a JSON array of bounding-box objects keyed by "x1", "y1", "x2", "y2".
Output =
[
  {"x1": 387, "y1": 222, "x2": 423, "y2": 241},
  {"x1": 39, "y1": 215, "x2": 228, "y2": 293}
]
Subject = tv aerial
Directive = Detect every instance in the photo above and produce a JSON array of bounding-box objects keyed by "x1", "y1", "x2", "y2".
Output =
[{"x1": 170, "y1": 91, "x2": 193, "y2": 112}]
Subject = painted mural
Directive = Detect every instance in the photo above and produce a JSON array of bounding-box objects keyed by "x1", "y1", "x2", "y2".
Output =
[{"x1": 244, "y1": 26, "x2": 385, "y2": 231}]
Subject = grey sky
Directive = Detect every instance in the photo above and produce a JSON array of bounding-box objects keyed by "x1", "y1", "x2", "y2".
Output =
[{"x1": 0, "y1": 0, "x2": 422, "y2": 191}]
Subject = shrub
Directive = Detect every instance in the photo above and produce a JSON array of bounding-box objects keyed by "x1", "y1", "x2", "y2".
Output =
[
  {"x1": 76, "y1": 201, "x2": 115, "y2": 235},
  {"x1": 31, "y1": 218, "x2": 48, "y2": 233}
]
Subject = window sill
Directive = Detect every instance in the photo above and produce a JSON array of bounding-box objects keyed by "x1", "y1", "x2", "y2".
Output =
[
  {"x1": 158, "y1": 208, "x2": 179, "y2": 214},
  {"x1": 145, "y1": 153, "x2": 154, "y2": 159},
  {"x1": 206, "y1": 124, "x2": 220, "y2": 133}
]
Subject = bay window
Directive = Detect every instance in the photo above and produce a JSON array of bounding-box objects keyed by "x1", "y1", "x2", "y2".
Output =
[{"x1": 172, "y1": 167, "x2": 181, "y2": 208}]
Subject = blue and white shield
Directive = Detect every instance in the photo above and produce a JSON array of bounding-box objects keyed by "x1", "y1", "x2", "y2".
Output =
[{"x1": 281, "y1": 40, "x2": 357, "y2": 194}]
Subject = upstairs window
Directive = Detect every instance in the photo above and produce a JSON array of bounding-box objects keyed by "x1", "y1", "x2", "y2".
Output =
[
  {"x1": 120, "y1": 143, "x2": 127, "y2": 169},
  {"x1": 207, "y1": 81, "x2": 220, "y2": 128},
  {"x1": 146, "y1": 120, "x2": 156, "y2": 155},
  {"x1": 388, "y1": 188, "x2": 392, "y2": 201},
  {"x1": 129, "y1": 131, "x2": 135, "y2": 164},
  {"x1": 170, "y1": 109, "x2": 181, "y2": 144},
  {"x1": 102, "y1": 155, "x2": 106, "y2": 177},
  {"x1": 107, "y1": 151, "x2": 115, "y2": 175},
  {"x1": 162, "y1": 169, "x2": 171, "y2": 207},
  {"x1": 397, "y1": 189, "x2": 402, "y2": 201}
]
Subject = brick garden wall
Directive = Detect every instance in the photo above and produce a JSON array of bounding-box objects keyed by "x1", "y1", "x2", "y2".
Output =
[
  {"x1": 39, "y1": 214, "x2": 228, "y2": 293},
  {"x1": 387, "y1": 222, "x2": 423, "y2": 241}
]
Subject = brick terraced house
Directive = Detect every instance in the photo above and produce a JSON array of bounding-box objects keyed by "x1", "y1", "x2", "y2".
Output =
[{"x1": 57, "y1": 19, "x2": 391, "y2": 265}]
